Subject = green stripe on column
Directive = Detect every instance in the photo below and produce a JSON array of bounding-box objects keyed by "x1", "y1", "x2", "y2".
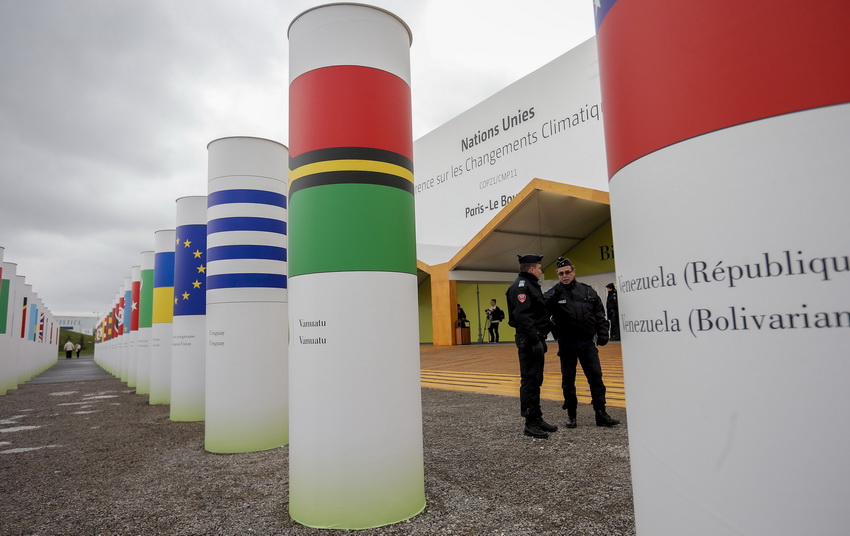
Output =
[
  {"x1": 139, "y1": 269, "x2": 154, "y2": 329},
  {"x1": 289, "y1": 184, "x2": 415, "y2": 276},
  {"x1": 0, "y1": 279, "x2": 9, "y2": 334}
]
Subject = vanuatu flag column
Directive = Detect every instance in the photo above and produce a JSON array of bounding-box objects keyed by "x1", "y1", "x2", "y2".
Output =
[{"x1": 287, "y1": 4, "x2": 425, "y2": 529}]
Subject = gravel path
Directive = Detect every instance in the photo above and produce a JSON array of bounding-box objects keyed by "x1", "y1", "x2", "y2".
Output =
[{"x1": 0, "y1": 378, "x2": 634, "y2": 535}]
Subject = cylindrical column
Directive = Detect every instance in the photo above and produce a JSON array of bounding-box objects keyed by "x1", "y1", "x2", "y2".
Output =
[
  {"x1": 127, "y1": 266, "x2": 141, "y2": 387},
  {"x1": 0, "y1": 249, "x2": 6, "y2": 394},
  {"x1": 288, "y1": 4, "x2": 425, "y2": 529},
  {"x1": 8, "y1": 275, "x2": 26, "y2": 390},
  {"x1": 170, "y1": 196, "x2": 207, "y2": 422},
  {"x1": 136, "y1": 250, "x2": 155, "y2": 394},
  {"x1": 595, "y1": 2, "x2": 850, "y2": 534},
  {"x1": 205, "y1": 136, "x2": 289, "y2": 453},
  {"x1": 108, "y1": 293, "x2": 123, "y2": 376},
  {"x1": 110, "y1": 293, "x2": 121, "y2": 374},
  {"x1": 0, "y1": 258, "x2": 15, "y2": 395},
  {"x1": 120, "y1": 276, "x2": 132, "y2": 383},
  {"x1": 19, "y1": 283, "x2": 33, "y2": 384},
  {"x1": 149, "y1": 229, "x2": 176, "y2": 405}
]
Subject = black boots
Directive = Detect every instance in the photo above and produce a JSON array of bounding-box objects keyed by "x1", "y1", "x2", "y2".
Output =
[
  {"x1": 524, "y1": 416, "x2": 558, "y2": 438},
  {"x1": 538, "y1": 417, "x2": 558, "y2": 433},
  {"x1": 526, "y1": 410, "x2": 619, "y2": 436},
  {"x1": 524, "y1": 420, "x2": 548, "y2": 439},
  {"x1": 595, "y1": 408, "x2": 620, "y2": 427},
  {"x1": 563, "y1": 409, "x2": 620, "y2": 428}
]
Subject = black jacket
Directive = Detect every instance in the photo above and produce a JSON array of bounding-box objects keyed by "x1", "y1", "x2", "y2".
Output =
[
  {"x1": 544, "y1": 281, "x2": 609, "y2": 342},
  {"x1": 606, "y1": 289, "x2": 618, "y2": 319},
  {"x1": 506, "y1": 272, "x2": 552, "y2": 343}
]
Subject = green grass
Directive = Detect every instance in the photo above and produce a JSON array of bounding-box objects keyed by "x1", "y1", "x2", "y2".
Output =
[{"x1": 57, "y1": 331, "x2": 95, "y2": 357}]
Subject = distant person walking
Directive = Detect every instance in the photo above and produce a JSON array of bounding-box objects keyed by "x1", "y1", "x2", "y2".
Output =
[
  {"x1": 64, "y1": 340, "x2": 75, "y2": 360},
  {"x1": 75, "y1": 343, "x2": 82, "y2": 358}
]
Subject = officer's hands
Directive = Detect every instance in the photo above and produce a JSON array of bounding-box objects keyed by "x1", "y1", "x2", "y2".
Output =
[
  {"x1": 532, "y1": 340, "x2": 545, "y2": 355},
  {"x1": 597, "y1": 335, "x2": 609, "y2": 346}
]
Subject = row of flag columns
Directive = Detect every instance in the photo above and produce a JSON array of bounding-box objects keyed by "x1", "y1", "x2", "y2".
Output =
[
  {"x1": 93, "y1": 138, "x2": 289, "y2": 453},
  {"x1": 0, "y1": 246, "x2": 62, "y2": 393},
  {"x1": 93, "y1": 4, "x2": 425, "y2": 529}
]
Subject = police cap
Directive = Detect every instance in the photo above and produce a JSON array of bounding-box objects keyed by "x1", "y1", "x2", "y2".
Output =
[
  {"x1": 517, "y1": 254, "x2": 543, "y2": 264},
  {"x1": 556, "y1": 257, "x2": 574, "y2": 268}
]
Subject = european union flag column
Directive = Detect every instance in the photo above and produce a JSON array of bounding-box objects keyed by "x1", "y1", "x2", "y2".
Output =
[
  {"x1": 595, "y1": 2, "x2": 850, "y2": 534},
  {"x1": 170, "y1": 197, "x2": 207, "y2": 422},
  {"x1": 205, "y1": 136, "x2": 289, "y2": 453},
  {"x1": 288, "y1": 4, "x2": 425, "y2": 529},
  {"x1": 149, "y1": 229, "x2": 176, "y2": 405}
]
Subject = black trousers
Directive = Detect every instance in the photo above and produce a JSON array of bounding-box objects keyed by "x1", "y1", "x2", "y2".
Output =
[
  {"x1": 488, "y1": 322, "x2": 500, "y2": 342},
  {"x1": 557, "y1": 339, "x2": 607, "y2": 413},
  {"x1": 609, "y1": 314, "x2": 620, "y2": 340},
  {"x1": 516, "y1": 334, "x2": 546, "y2": 419}
]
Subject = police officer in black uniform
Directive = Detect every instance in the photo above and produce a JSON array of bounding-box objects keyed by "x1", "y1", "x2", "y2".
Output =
[
  {"x1": 606, "y1": 282, "x2": 620, "y2": 341},
  {"x1": 544, "y1": 257, "x2": 620, "y2": 428},
  {"x1": 506, "y1": 254, "x2": 558, "y2": 438}
]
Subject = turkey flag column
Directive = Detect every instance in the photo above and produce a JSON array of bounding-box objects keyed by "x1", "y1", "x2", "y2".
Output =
[
  {"x1": 287, "y1": 4, "x2": 425, "y2": 529},
  {"x1": 595, "y1": 2, "x2": 850, "y2": 535}
]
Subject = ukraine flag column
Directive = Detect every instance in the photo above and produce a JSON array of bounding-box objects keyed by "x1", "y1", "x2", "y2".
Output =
[
  {"x1": 287, "y1": 4, "x2": 425, "y2": 529},
  {"x1": 149, "y1": 229, "x2": 176, "y2": 405}
]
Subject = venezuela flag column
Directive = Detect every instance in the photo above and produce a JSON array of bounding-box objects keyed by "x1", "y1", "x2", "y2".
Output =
[
  {"x1": 595, "y1": 1, "x2": 850, "y2": 535},
  {"x1": 287, "y1": 4, "x2": 425, "y2": 529}
]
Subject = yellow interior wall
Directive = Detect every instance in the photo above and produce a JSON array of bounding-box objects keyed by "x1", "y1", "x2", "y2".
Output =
[
  {"x1": 419, "y1": 220, "x2": 614, "y2": 345},
  {"x1": 456, "y1": 282, "x2": 516, "y2": 343},
  {"x1": 544, "y1": 220, "x2": 615, "y2": 279},
  {"x1": 418, "y1": 277, "x2": 433, "y2": 343}
]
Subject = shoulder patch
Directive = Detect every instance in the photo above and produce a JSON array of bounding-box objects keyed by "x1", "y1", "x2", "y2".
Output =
[
  {"x1": 517, "y1": 293, "x2": 527, "y2": 303},
  {"x1": 518, "y1": 280, "x2": 526, "y2": 287}
]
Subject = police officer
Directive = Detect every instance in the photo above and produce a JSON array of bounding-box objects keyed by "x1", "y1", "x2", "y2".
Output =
[
  {"x1": 544, "y1": 257, "x2": 620, "y2": 428},
  {"x1": 506, "y1": 254, "x2": 558, "y2": 438},
  {"x1": 605, "y1": 282, "x2": 620, "y2": 341}
]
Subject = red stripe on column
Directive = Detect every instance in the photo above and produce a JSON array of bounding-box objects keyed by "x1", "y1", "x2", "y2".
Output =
[
  {"x1": 289, "y1": 65, "x2": 412, "y2": 159},
  {"x1": 116, "y1": 299, "x2": 123, "y2": 336},
  {"x1": 131, "y1": 280, "x2": 140, "y2": 331},
  {"x1": 598, "y1": 0, "x2": 850, "y2": 178}
]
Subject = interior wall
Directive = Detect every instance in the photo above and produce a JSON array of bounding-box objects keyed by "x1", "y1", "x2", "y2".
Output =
[
  {"x1": 543, "y1": 220, "x2": 615, "y2": 279},
  {"x1": 417, "y1": 277, "x2": 433, "y2": 343}
]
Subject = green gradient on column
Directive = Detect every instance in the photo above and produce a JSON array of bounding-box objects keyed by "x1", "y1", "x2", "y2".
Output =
[
  {"x1": 289, "y1": 184, "x2": 416, "y2": 277},
  {"x1": 290, "y1": 450, "x2": 426, "y2": 529},
  {"x1": 207, "y1": 424, "x2": 286, "y2": 453}
]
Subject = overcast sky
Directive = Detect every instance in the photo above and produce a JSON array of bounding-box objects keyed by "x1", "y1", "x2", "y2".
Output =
[{"x1": 0, "y1": 0, "x2": 596, "y2": 316}]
